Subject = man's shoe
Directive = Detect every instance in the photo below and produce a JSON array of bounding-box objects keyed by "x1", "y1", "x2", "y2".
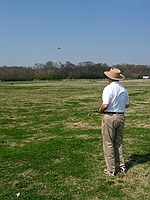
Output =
[
  {"x1": 120, "y1": 166, "x2": 127, "y2": 173},
  {"x1": 104, "y1": 169, "x2": 115, "y2": 176}
]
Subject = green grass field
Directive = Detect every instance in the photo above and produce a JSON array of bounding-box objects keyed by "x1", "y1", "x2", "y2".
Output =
[{"x1": 0, "y1": 79, "x2": 150, "y2": 200}]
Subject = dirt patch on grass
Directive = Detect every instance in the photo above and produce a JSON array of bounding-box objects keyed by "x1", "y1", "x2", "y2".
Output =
[
  {"x1": 66, "y1": 121, "x2": 95, "y2": 129},
  {"x1": 120, "y1": 164, "x2": 150, "y2": 199},
  {"x1": 19, "y1": 169, "x2": 38, "y2": 179}
]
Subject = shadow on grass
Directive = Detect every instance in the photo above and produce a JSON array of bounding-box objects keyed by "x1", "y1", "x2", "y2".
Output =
[{"x1": 126, "y1": 153, "x2": 150, "y2": 171}]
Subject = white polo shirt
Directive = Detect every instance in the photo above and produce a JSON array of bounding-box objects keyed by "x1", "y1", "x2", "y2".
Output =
[{"x1": 102, "y1": 81, "x2": 129, "y2": 112}]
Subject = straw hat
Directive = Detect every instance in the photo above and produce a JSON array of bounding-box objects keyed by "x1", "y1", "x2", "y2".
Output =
[{"x1": 104, "y1": 68, "x2": 125, "y2": 80}]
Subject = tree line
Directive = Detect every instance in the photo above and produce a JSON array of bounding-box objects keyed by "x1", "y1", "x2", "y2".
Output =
[{"x1": 0, "y1": 61, "x2": 150, "y2": 81}]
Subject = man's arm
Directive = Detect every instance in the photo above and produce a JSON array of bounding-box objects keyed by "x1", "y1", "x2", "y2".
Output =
[
  {"x1": 98, "y1": 104, "x2": 109, "y2": 113},
  {"x1": 125, "y1": 90, "x2": 129, "y2": 109}
]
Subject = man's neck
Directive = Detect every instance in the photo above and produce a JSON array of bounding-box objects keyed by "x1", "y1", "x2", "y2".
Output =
[{"x1": 108, "y1": 78, "x2": 119, "y2": 84}]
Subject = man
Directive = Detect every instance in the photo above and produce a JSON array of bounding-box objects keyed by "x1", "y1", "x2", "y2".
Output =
[{"x1": 98, "y1": 68, "x2": 129, "y2": 176}]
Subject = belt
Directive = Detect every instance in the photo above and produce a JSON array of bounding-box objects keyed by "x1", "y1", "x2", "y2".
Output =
[{"x1": 104, "y1": 112, "x2": 124, "y2": 115}]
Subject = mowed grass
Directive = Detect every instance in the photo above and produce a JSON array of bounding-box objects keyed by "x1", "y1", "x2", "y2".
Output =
[{"x1": 0, "y1": 79, "x2": 150, "y2": 200}]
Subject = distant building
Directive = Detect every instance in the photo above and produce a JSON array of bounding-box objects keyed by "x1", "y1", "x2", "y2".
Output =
[{"x1": 143, "y1": 75, "x2": 149, "y2": 79}]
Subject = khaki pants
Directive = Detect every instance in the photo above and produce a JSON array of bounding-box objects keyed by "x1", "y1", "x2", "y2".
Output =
[{"x1": 102, "y1": 114, "x2": 125, "y2": 172}]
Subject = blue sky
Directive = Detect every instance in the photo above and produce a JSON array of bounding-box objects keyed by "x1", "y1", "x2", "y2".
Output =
[{"x1": 0, "y1": 0, "x2": 150, "y2": 66}]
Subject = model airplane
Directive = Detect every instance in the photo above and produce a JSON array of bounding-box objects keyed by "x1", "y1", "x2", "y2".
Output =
[{"x1": 54, "y1": 46, "x2": 63, "y2": 49}]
